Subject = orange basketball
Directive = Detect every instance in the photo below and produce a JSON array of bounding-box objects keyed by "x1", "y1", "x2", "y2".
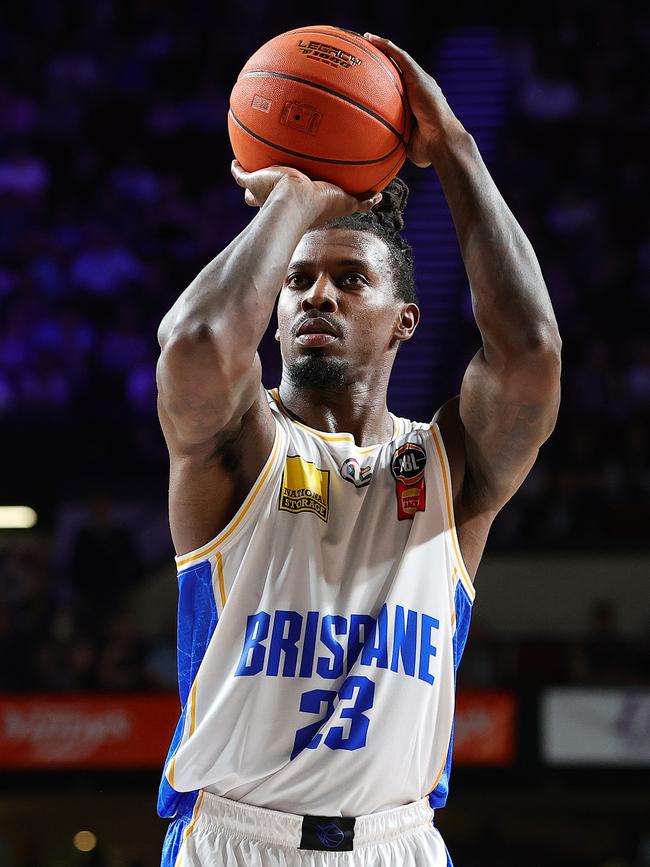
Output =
[{"x1": 228, "y1": 25, "x2": 412, "y2": 196}]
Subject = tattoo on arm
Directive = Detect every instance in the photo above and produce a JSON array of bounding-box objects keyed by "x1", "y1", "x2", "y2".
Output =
[{"x1": 464, "y1": 393, "x2": 558, "y2": 498}]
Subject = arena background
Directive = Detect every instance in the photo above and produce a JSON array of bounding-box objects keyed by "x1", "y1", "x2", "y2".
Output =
[{"x1": 0, "y1": 1, "x2": 648, "y2": 864}]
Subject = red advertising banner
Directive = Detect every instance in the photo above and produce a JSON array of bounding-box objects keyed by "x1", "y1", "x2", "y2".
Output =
[
  {"x1": 0, "y1": 690, "x2": 516, "y2": 769},
  {"x1": 0, "y1": 694, "x2": 179, "y2": 769},
  {"x1": 453, "y1": 690, "x2": 517, "y2": 766}
]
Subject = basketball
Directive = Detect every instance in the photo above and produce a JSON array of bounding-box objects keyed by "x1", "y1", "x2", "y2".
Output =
[{"x1": 228, "y1": 25, "x2": 412, "y2": 196}]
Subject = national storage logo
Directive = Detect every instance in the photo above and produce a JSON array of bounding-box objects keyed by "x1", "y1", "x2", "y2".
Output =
[{"x1": 279, "y1": 455, "x2": 330, "y2": 522}]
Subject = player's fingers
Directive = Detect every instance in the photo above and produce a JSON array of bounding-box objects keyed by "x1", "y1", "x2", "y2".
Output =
[
  {"x1": 344, "y1": 191, "x2": 382, "y2": 215},
  {"x1": 244, "y1": 189, "x2": 260, "y2": 207},
  {"x1": 358, "y1": 192, "x2": 382, "y2": 212},
  {"x1": 364, "y1": 33, "x2": 418, "y2": 74},
  {"x1": 231, "y1": 159, "x2": 250, "y2": 188}
]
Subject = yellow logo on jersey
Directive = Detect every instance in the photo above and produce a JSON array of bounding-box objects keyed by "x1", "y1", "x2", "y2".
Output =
[{"x1": 279, "y1": 456, "x2": 330, "y2": 523}]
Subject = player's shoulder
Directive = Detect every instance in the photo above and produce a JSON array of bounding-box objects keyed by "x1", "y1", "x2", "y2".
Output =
[{"x1": 392, "y1": 413, "x2": 432, "y2": 440}]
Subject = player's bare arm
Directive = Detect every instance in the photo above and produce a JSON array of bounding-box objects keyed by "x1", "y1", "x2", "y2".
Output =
[
  {"x1": 156, "y1": 166, "x2": 380, "y2": 554},
  {"x1": 366, "y1": 34, "x2": 562, "y2": 580}
]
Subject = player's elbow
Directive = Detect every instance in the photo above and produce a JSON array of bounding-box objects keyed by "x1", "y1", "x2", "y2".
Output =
[
  {"x1": 497, "y1": 327, "x2": 562, "y2": 427},
  {"x1": 531, "y1": 330, "x2": 562, "y2": 441},
  {"x1": 158, "y1": 323, "x2": 255, "y2": 409},
  {"x1": 517, "y1": 323, "x2": 562, "y2": 392},
  {"x1": 521, "y1": 321, "x2": 562, "y2": 361},
  {"x1": 158, "y1": 319, "x2": 241, "y2": 372},
  {"x1": 487, "y1": 319, "x2": 562, "y2": 373},
  {"x1": 538, "y1": 327, "x2": 562, "y2": 398},
  {"x1": 158, "y1": 316, "x2": 211, "y2": 352}
]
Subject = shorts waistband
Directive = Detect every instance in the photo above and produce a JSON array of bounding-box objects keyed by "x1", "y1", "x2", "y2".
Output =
[{"x1": 189, "y1": 791, "x2": 435, "y2": 851}]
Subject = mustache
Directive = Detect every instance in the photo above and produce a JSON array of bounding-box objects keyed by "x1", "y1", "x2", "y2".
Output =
[{"x1": 292, "y1": 312, "x2": 345, "y2": 338}]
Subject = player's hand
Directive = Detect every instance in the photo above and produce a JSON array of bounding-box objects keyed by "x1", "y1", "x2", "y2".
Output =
[
  {"x1": 230, "y1": 161, "x2": 381, "y2": 227},
  {"x1": 364, "y1": 33, "x2": 467, "y2": 168}
]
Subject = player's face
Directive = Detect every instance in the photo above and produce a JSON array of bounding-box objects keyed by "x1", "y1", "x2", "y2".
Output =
[{"x1": 276, "y1": 228, "x2": 411, "y2": 382}]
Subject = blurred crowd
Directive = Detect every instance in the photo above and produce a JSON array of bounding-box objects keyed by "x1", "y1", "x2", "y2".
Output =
[
  {"x1": 0, "y1": 1, "x2": 649, "y2": 694},
  {"x1": 468, "y1": 4, "x2": 650, "y2": 550},
  {"x1": 0, "y1": 499, "x2": 176, "y2": 693}
]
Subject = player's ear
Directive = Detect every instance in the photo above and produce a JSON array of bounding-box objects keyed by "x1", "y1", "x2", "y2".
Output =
[{"x1": 392, "y1": 303, "x2": 419, "y2": 347}]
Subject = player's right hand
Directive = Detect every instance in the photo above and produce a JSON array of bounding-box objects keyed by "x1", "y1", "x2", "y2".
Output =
[{"x1": 230, "y1": 160, "x2": 381, "y2": 227}]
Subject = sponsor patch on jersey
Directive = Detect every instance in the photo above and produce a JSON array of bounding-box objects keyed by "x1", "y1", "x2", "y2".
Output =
[
  {"x1": 279, "y1": 456, "x2": 330, "y2": 522},
  {"x1": 391, "y1": 443, "x2": 427, "y2": 520},
  {"x1": 340, "y1": 457, "x2": 372, "y2": 488},
  {"x1": 398, "y1": 484, "x2": 426, "y2": 518}
]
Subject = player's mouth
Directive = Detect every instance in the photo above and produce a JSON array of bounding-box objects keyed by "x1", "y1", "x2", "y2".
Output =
[{"x1": 295, "y1": 317, "x2": 340, "y2": 347}]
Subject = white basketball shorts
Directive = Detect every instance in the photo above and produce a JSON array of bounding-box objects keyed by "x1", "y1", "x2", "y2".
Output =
[{"x1": 161, "y1": 790, "x2": 453, "y2": 866}]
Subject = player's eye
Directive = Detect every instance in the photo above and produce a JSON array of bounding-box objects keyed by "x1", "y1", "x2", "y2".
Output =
[
  {"x1": 341, "y1": 273, "x2": 367, "y2": 286},
  {"x1": 286, "y1": 273, "x2": 310, "y2": 288}
]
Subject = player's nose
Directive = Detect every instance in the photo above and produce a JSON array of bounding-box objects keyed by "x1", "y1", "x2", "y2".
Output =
[{"x1": 301, "y1": 274, "x2": 337, "y2": 312}]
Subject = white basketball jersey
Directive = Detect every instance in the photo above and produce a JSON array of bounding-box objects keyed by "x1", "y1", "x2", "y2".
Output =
[{"x1": 158, "y1": 388, "x2": 475, "y2": 820}]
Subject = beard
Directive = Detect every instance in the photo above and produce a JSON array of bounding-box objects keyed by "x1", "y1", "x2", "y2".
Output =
[{"x1": 286, "y1": 352, "x2": 349, "y2": 390}]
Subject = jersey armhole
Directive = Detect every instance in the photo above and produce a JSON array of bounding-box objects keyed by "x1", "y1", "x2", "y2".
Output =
[
  {"x1": 174, "y1": 416, "x2": 284, "y2": 571},
  {"x1": 429, "y1": 421, "x2": 476, "y2": 605}
]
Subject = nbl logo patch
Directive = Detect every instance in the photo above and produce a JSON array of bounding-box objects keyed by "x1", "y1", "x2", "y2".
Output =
[
  {"x1": 391, "y1": 443, "x2": 427, "y2": 520},
  {"x1": 391, "y1": 442, "x2": 426, "y2": 482}
]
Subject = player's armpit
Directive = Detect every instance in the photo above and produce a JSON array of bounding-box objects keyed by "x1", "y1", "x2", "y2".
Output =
[
  {"x1": 158, "y1": 379, "x2": 277, "y2": 558},
  {"x1": 459, "y1": 338, "x2": 561, "y2": 515}
]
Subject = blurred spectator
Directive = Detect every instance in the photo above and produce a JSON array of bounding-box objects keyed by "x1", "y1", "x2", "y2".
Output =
[
  {"x1": 0, "y1": 144, "x2": 49, "y2": 198},
  {"x1": 569, "y1": 600, "x2": 632, "y2": 686},
  {"x1": 456, "y1": 625, "x2": 500, "y2": 687},
  {"x1": 68, "y1": 224, "x2": 144, "y2": 297},
  {"x1": 95, "y1": 609, "x2": 149, "y2": 691},
  {"x1": 0, "y1": 535, "x2": 52, "y2": 690},
  {"x1": 33, "y1": 604, "x2": 95, "y2": 690},
  {"x1": 145, "y1": 620, "x2": 178, "y2": 690},
  {"x1": 70, "y1": 494, "x2": 144, "y2": 626}
]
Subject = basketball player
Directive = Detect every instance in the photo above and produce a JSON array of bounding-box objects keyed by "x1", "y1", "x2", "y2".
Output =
[{"x1": 155, "y1": 34, "x2": 561, "y2": 866}]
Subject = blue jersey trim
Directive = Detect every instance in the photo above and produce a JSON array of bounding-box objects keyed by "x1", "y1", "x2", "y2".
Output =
[
  {"x1": 429, "y1": 579, "x2": 473, "y2": 809},
  {"x1": 158, "y1": 560, "x2": 219, "y2": 818},
  {"x1": 452, "y1": 577, "x2": 473, "y2": 663},
  {"x1": 160, "y1": 795, "x2": 199, "y2": 867}
]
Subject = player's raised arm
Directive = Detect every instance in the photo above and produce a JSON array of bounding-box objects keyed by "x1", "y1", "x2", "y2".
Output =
[
  {"x1": 156, "y1": 164, "x2": 380, "y2": 449},
  {"x1": 157, "y1": 164, "x2": 370, "y2": 446},
  {"x1": 366, "y1": 35, "x2": 561, "y2": 567},
  {"x1": 156, "y1": 164, "x2": 380, "y2": 555}
]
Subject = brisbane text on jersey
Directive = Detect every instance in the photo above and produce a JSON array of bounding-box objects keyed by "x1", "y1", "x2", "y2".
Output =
[{"x1": 234, "y1": 602, "x2": 441, "y2": 686}]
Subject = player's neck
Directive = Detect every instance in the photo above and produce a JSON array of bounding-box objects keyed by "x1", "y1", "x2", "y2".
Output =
[{"x1": 277, "y1": 377, "x2": 394, "y2": 446}]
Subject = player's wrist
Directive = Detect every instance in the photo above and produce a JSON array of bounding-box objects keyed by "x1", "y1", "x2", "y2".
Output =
[
  {"x1": 425, "y1": 122, "x2": 474, "y2": 167},
  {"x1": 270, "y1": 176, "x2": 324, "y2": 225}
]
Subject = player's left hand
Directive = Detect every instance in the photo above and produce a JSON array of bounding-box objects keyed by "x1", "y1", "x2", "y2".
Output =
[{"x1": 364, "y1": 33, "x2": 467, "y2": 168}]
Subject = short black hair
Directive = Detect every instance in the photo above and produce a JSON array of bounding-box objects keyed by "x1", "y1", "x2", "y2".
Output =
[{"x1": 316, "y1": 178, "x2": 417, "y2": 304}]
